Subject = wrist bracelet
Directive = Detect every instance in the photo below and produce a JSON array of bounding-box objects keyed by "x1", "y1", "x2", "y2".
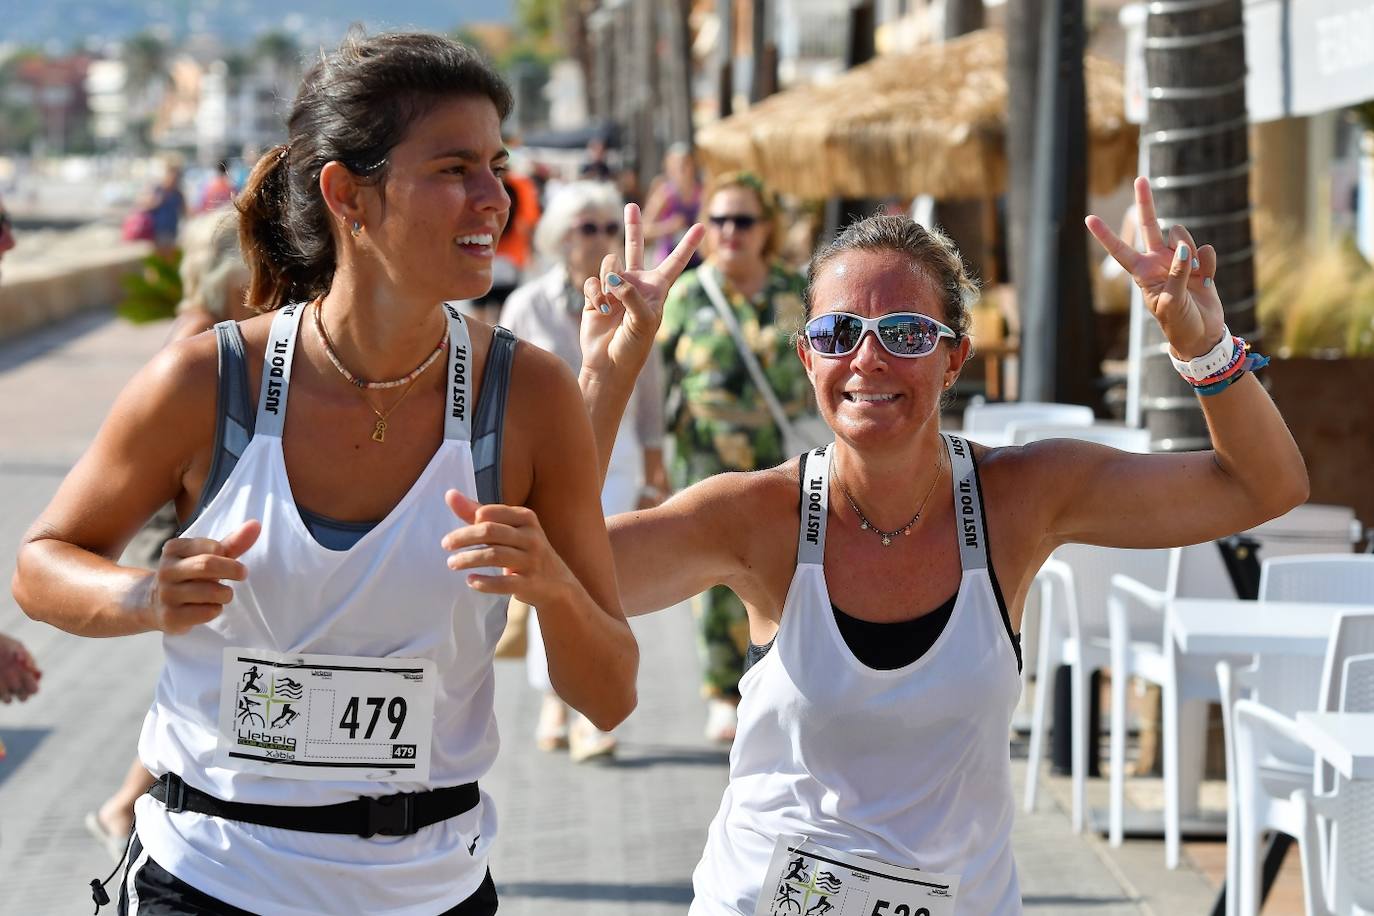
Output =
[
  {"x1": 1170, "y1": 326, "x2": 1233, "y2": 380},
  {"x1": 1194, "y1": 352, "x2": 1270, "y2": 396},
  {"x1": 1184, "y1": 339, "x2": 1247, "y2": 386}
]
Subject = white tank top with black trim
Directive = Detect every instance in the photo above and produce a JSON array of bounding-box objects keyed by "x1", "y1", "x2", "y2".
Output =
[
  {"x1": 133, "y1": 303, "x2": 509, "y2": 916},
  {"x1": 690, "y1": 435, "x2": 1023, "y2": 915}
]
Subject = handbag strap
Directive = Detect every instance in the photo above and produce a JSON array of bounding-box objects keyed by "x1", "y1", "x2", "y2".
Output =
[{"x1": 697, "y1": 266, "x2": 795, "y2": 438}]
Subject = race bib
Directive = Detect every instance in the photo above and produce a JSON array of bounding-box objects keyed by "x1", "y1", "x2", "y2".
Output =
[
  {"x1": 214, "y1": 648, "x2": 437, "y2": 782},
  {"x1": 755, "y1": 836, "x2": 959, "y2": 916}
]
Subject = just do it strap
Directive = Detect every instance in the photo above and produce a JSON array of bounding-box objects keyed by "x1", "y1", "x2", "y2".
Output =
[
  {"x1": 441, "y1": 303, "x2": 473, "y2": 443},
  {"x1": 943, "y1": 434, "x2": 988, "y2": 572},
  {"x1": 796, "y1": 443, "x2": 832, "y2": 567},
  {"x1": 255, "y1": 302, "x2": 305, "y2": 439}
]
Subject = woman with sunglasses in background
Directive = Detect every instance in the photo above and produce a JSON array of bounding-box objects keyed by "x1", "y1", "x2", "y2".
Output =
[
  {"x1": 656, "y1": 171, "x2": 811, "y2": 744},
  {"x1": 500, "y1": 180, "x2": 670, "y2": 763},
  {"x1": 578, "y1": 178, "x2": 1307, "y2": 913}
]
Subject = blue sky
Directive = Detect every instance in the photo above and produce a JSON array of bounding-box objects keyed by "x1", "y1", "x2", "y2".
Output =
[{"x1": 0, "y1": 0, "x2": 514, "y2": 49}]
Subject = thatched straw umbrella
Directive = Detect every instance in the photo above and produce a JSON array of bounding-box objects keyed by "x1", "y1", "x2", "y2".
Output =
[{"x1": 695, "y1": 29, "x2": 1136, "y2": 201}]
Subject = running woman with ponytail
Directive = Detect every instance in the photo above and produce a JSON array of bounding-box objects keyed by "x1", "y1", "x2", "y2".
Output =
[
  {"x1": 13, "y1": 32, "x2": 698, "y2": 915},
  {"x1": 576, "y1": 177, "x2": 1308, "y2": 914}
]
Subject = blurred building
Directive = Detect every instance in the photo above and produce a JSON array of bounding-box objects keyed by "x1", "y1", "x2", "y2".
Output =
[{"x1": 2, "y1": 54, "x2": 93, "y2": 154}]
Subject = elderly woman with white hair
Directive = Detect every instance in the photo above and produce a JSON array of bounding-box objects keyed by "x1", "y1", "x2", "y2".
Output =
[{"x1": 499, "y1": 180, "x2": 669, "y2": 762}]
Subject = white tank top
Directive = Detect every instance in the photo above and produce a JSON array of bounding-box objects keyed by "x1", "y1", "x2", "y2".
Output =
[
  {"x1": 134, "y1": 303, "x2": 509, "y2": 916},
  {"x1": 690, "y1": 435, "x2": 1023, "y2": 915}
]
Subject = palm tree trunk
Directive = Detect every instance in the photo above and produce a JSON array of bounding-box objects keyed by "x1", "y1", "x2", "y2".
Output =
[{"x1": 1140, "y1": 0, "x2": 1255, "y2": 450}]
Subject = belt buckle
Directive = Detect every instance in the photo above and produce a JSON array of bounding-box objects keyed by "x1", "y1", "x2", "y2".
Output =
[{"x1": 361, "y1": 793, "x2": 415, "y2": 838}]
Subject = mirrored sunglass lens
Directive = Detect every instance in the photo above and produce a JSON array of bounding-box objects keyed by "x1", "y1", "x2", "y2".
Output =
[
  {"x1": 878, "y1": 314, "x2": 937, "y2": 355},
  {"x1": 832, "y1": 316, "x2": 864, "y2": 353},
  {"x1": 806, "y1": 315, "x2": 840, "y2": 353}
]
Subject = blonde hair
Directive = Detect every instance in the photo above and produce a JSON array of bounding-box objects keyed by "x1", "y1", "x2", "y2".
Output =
[
  {"x1": 177, "y1": 210, "x2": 250, "y2": 319},
  {"x1": 700, "y1": 171, "x2": 782, "y2": 262}
]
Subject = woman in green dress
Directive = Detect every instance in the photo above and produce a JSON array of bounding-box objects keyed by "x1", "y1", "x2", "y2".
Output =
[{"x1": 657, "y1": 172, "x2": 812, "y2": 742}]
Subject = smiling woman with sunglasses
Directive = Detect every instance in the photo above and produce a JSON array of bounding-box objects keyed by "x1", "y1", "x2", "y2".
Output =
[
  {"x1": 656, "y1": 170, "x2": 811, "y2": 743},
  {"x1": 578, "y1": 177, "x2": 1308, "y2": 914}
]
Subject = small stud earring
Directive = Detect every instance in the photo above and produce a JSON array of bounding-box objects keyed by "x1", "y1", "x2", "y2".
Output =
[{"x1": 350, "y1": 220, "x2": 362, "y2": 238}]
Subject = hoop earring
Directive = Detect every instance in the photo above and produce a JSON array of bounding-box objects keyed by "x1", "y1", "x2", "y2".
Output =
[{"x1": 350, "y1": 220, "x2": 362, "y2": 238}]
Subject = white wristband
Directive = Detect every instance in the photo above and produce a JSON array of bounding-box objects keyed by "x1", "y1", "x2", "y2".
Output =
[{"x1": 1170, "y1": 327, "x2": 1233, "y2": 380}]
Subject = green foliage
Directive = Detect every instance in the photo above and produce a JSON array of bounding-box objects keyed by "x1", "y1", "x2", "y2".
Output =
[
  {"x1": 122, "y1": 32, "x2": 168, "y2": 90},
  {"x1": 1257, "y1": 227, "x2": 1374, "y2": 358},
  {"x1": 117, "y1": 251, "x2": 183, "y2": 324},
  {"x1": 516, "y1": 0, "x2": 560, "y2": 40}
]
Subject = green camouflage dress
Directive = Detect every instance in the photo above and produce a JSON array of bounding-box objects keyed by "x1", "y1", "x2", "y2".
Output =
[{"x1": 658, "y1": 262, "x2": 811, "y2": 699}]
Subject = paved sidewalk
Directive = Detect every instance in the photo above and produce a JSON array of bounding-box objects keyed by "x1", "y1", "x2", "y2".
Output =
[{"x1": 0, "y1": 311, "x2": 1202, "y2": 915}]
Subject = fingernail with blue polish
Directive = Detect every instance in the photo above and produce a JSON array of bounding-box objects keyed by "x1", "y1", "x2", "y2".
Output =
[
  {"x1": 607, "y1": 273, "x2": 623, "y2": 287},
  {"x1": 1191, "y1": 257, "x2": 1200, "y2": 270},
  {"x1": 599, "y1": 303, "x2": 611, "y2": 314},
  {"x1": 1176, "y1": 243, "x2": 1190, "y2": 262},
  {"x1": 1203, "y1": 277, "x2": 1213, "y2": 288}
]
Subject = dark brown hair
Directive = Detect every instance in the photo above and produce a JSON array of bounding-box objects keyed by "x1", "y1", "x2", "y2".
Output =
[
  {"x1": 237, "y1": 31, "x2": 513, "y2": 310},
  {"x1": 803, "y1": 214, "x2": 978, "y2": 339}
]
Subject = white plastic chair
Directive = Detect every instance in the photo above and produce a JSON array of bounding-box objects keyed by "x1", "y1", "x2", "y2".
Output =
[
  {"x1": 1023, "y1": 544, "x2": 1172, "y2": 831},
  {"x1": 1214, "y1": 554, "x2": 1374, "y2": 911},
  {"x1": 1105, "y1": 541, "x2": 1241, "y2": 866},
  {"x1": 1290, "y1": 652, "x2": 1374, "y2": 916},
  {"x1": 960, "y1": 401, "x2": 1094, "y2": 446},
  {"x1": 1295, "y1": 777, "x2": 1374, "y2": 916},
  {"x1": 1226, "y1": 613, "x2": 1374, "y2": 916},
  {"x1": 1008, "y1": 422, "x2": 1152, "y2": 453}
]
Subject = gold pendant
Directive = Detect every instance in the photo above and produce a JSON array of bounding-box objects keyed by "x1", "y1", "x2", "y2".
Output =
[{"x1": 372, "y1": 419, "x2": 387, "y2": 443}]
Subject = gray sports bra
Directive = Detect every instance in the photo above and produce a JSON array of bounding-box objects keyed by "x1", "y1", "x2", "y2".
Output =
[{"x1": 182, "y1": 319, "x2": 516, "y2": 550}]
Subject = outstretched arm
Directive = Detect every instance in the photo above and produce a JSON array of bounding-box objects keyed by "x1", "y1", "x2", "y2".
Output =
[
  {"x1": 608, "y1": 471, "x2": 761, "y2": 617},
  {"x1": 1025, "y1": 177, "x2": 1307, "y2": 554}
]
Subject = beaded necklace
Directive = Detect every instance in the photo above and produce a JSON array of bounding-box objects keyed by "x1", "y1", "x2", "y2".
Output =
[{"x1": 312, "y1": 298, "x2": 448, "y2": 390}]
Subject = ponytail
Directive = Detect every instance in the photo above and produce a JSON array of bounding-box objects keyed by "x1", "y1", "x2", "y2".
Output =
[{"x1": 236, "y1": 144, "x2": 335, "y2": 311}]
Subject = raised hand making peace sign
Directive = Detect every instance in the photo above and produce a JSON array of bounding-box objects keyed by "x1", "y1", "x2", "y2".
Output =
[
  {"x1": 579, "y1": 202, "x2": 704, "y2": 379},
  {"x1": 1086, "y1": 177, "x2": 1226, "y2": 360}
]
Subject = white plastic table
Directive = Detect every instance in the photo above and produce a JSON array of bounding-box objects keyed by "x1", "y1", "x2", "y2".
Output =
[
  {"x1": 1295, "y1": 712, "x2": 1374, "y2": 780},
  {"x1": 1168, "y1": 598, "x2": 1368, "y2": 656}
]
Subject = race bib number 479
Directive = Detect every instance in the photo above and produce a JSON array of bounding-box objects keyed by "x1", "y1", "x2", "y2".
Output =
[
  {"x1": 755, "y1": 836, "x2": 959, "y2": 916},
  {"x1": 214, "y1": 648, "x2": 437, "y2": 781}
]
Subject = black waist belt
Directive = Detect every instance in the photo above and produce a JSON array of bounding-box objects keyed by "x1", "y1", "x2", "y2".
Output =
[{"x1": 148, "y1": 773, "x2": 480, "y2": 838}]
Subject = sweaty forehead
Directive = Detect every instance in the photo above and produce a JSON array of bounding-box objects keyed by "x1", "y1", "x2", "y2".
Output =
[{"x1": 812, "y1": 249, "x2": 943, "y2": 316}]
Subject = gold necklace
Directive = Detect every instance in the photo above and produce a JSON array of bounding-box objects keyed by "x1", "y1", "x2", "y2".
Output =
[
  {"x1": 311, "y1": 299, "x2": 435, "y2": 443},
  {"x1": 360, "y1": 377, "x2": 420, "y2": 443},
  {"x1": 839, "y1": 452, "x2": 944, "y2": 547}
]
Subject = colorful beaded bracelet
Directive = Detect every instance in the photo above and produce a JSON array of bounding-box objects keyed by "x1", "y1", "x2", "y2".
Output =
[{"x1": 1194, "y1": 353, "x2": 1270, "y2": 396}]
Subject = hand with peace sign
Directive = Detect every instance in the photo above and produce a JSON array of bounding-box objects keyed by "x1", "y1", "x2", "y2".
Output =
[
  {"x1": 579, "y1": 202, "x2": 704, "y2": 380},
  {"x1": 1086, "y1": 177, "x2": 1227, "y2": 361}
]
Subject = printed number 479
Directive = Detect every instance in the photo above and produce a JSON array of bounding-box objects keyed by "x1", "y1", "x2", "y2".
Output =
[
  {"x1": 870, "y1": 904, "x2": 930, "y2": 916},
  {"x1": 338, "y1": 696, "x2": 407, "y2": 740}
]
